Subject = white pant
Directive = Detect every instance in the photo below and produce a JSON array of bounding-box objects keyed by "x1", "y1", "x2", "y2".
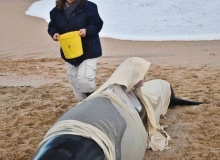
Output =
[{"x1": 66, "y1": 58, "x2": 97, "y2": 100}]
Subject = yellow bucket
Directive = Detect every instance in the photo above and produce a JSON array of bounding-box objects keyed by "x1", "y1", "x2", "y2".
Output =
[{"x1": 58, "y1": 31, "x2": 83, "y2": 59}]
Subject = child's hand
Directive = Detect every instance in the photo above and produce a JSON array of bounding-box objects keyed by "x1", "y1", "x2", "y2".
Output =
[
  {"x1": 79, "y1": 29, "x2": 86, "y2": 37},
  {"x1": 53, "y1": 33, "x2": 60, "y2": 41}
]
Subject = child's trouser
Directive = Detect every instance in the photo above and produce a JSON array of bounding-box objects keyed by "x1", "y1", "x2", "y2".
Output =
[{"x1": 66, "y1": 58, "x2": 97, "y2": 100}]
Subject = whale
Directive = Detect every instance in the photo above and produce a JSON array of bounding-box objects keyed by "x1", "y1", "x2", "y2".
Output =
[
  {"x1": 31, "y1": 83, "x2": 206, "y2": 160},
  {"x1": 31, "y1": 57, "x2": 207, "y2": 160}
]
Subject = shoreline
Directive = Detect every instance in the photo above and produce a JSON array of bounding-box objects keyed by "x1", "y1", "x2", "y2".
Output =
[{"x1": 0, "y1": 1, "x2": 219, "y2": 68}]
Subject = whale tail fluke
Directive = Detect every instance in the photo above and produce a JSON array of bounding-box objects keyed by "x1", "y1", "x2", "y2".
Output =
[
  {"x1": 169, "y1": 96, "x2": 205, "y2": 108},
  {"x1": 169, "y1": 86, "x2": 208, "y2": 108}
]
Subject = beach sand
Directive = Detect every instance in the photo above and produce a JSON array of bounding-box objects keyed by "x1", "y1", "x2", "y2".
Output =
[{"x1": 0, "y1": 1, "x2": 220, "y2": 159}]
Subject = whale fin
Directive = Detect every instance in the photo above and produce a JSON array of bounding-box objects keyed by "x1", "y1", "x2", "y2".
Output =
[
  {"x1": 168, "y1": 86, "x2": 207, "y2": 108},
  {"x1": 169, "y1": 96, "x2": 205, "y2": 108}
]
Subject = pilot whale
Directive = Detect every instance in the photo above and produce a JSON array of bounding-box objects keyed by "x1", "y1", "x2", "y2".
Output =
[{"x1": 32, "y1": 57, "x2": 206, "y2": 160}]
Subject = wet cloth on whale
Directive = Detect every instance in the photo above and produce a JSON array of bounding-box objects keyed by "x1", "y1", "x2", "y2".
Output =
[
  {"x1": 92, "y1": 57, "x2": 151, "y2": 94},
  {"x1": 37, "y1": 90, "x2": 148, "y2": 160},
  {"x1": 91, "y1": 57, "x2": 171, "y2": 151},
  {"x1": 135, "y1": 79, "x2": 171, "y2": 151},
  {"x1": 37, "y1": 96, "x2": 127, "y2": 160},
  {"x1": 89, "y1": 85, "x2": 148, "y2": 160}
]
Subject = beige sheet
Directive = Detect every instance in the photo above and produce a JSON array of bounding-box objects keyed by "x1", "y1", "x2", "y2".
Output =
[
  {"x1": 135, "y1": 79, "x2": 171, "y2": 151},
  {"x1": 92, "y1": 57, "x2": 171, "y2": 151}
]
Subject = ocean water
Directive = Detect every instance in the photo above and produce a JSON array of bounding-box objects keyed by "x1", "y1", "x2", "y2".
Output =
[{"x1": 25, "y1": 0, "x2": 220, "y2": 41}]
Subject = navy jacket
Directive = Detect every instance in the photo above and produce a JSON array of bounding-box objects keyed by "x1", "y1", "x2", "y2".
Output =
[{"x1": 48, "y1": 1, "x2": 103, "y2": 66}]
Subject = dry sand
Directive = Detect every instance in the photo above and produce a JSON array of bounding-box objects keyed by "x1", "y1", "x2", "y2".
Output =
[{"x1": 0, "y1": 1, "x2": 220, "y2": 159}]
